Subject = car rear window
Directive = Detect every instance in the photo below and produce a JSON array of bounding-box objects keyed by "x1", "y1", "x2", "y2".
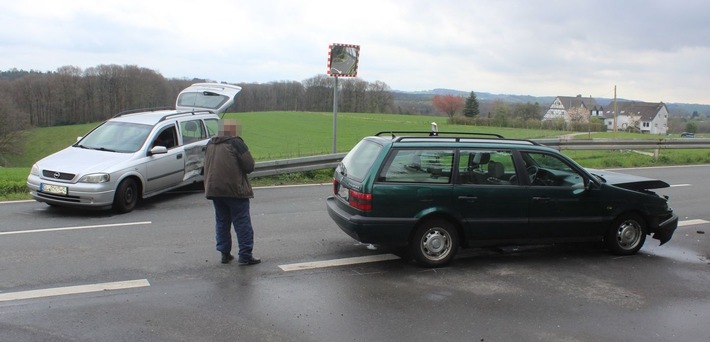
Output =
[{"x1": 340, "y1": 139, "x2": 383, "y2": 181}]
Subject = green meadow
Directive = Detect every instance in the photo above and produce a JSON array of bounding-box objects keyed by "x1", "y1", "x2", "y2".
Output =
[{"x1": 2, "y1": 111, "x2": 709, "y2": 200}]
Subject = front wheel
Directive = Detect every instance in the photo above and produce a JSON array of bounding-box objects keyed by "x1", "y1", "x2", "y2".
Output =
[
  {"x1": 605, "y1": 213, "x2": 646, "y2": 255},
  {"x1": 113, "y1": 178, "x2": 139, "y2": 213},
  {"x1": 410, "y1": 218, "x2": 459, "y2": 267}
]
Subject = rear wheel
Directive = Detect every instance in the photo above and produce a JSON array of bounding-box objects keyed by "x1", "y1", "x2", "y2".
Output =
[
  {"x1": 113, "y1": 178, "x2": 139, "y2": 213},
  {"x1": 605, "y1": 213, "x2": 646, "y2": 255},
  {"x1": 410, "y1": 218, "x2": 459, "y2": 267}
]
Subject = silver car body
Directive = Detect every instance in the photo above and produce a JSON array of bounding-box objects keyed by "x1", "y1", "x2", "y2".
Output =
[{"x1": 27, "y1": 83, "x2": 241, "y2": 212}]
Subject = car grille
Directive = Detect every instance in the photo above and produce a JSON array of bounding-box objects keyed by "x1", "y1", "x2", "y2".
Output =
[
  {"x1": 42, "y1": 170, "x2": 76, "y2": 181},
  {"x1": 36, "y1": 191, "x2": 82, "y2": 203}
]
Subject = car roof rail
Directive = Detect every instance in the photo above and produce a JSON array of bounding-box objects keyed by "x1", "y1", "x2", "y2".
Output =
[
  {"x1": 159, "y1": 110, "x2": 215, "y2": 122},
  {"x1": 113, "y1": 106, "x2": 175, "y2": 118},
  {"x1": 375, "y1": 130, "x2": 505, "y2": 139},
  {"x1": 374, "y1": 130, "x2": 541, "y2": 145}
]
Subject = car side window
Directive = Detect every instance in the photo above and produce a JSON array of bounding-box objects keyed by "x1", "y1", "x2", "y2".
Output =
[
  {"x1": 151, "y1": 126, "x2": 178, "y2": 149},
  {"x1": 205, "y1": 118, "x2": 219, "y2": 137},
  {"x1": 180, "y1": 120, "x2": 207, "y2": 144},
  {"x1": 458, "y1": 150, "x2": 516, "y2": 185},
  {"x1": 521, "y1": 151, "x2": 585, "y2": 187},
  {"x1": 379, "y1": 149, "x2": 453, "y2": 184}
]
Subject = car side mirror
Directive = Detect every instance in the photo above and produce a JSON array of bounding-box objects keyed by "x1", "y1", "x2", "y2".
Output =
[
  {"x1": 585, "y1": 179, "x2": 599, "y2": 191},
  {"x1": 149, "y1": 146, "x2": 168, "y2": 156}
]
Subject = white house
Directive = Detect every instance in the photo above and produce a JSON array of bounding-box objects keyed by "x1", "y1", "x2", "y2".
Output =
[
  {"x1": 542, "y1": 95, "x2": 601, "y2": 123},
  {"x1": 603, "y1": 101, "x2": 669, "y2": 135}
]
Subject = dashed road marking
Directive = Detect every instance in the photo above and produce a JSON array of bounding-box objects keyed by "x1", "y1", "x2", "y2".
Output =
[
  {"x1": 0, "y1": 279, "x2": 151, "y2": 302},
  {"x1": 279, "y1": 254, "x2": 400, "y2": 272},
  {"x1": 679, "y1": 219, "x2": 709, "y2": 227},
  {"x1": 0, "y1": 221, "x2": 152, "y2": 236}
]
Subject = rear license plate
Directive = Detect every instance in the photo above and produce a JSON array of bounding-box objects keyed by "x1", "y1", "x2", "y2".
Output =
[{"x1": 41, "y1": 183, "x2": 68, "y2": 196}]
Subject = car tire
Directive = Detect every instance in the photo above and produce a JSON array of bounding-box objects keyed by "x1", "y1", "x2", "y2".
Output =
[
  {"x1": 605, "y1": 213, "x2": 646, "y2": 255},
  {"x1": 114, "y1": 178, "x2": 139, "y2": 213},
  {"x1": 410, "y1": 218, "x2": 459, "y2": 267}
]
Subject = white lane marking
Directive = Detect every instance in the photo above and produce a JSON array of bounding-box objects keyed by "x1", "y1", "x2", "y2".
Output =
[
  {"x1": 279, "y1": 254, "x2": 400, "y2": 272},
  {"x1": 0, "y1": 200, "x2": 35, "y2": 205},
  {"x1": 0, "y1": 279, "x2": 151, "y2": 302},
  {"x1": 670, "y1": 184, "x2": 691, "y2": 187},
  {"x1": 679, "y1": 219, "x2": 709, "y2": 227},
  {"x1": 0, "y1": 221, "x2": 152, "y2": 236}
]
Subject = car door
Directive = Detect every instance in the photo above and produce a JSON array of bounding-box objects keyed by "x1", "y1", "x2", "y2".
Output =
[
  {"x1": 521, "y1": 150, "x2": 607, "y2": 238},
  {"x1": 145, "y1": 124, "x2": 185, "y2": 193},
  {"x1": 372, "y1": 147, "x2": 454, "y2": 221},
  {"x1": 179, "y1": 118, "x2": 209, "y2": 180},
  {"x1": 453, "y1": 149, "x2": 529, "y2": 241}
]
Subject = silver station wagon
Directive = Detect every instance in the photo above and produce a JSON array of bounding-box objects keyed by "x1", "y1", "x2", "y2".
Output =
[{"x1": 27, "y1": 83, "x2": 241, "y2": 213}]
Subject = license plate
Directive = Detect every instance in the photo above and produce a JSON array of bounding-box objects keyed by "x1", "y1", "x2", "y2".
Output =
[{"x1": 41, "y1": 183, "x2": 68, "y2": 196}]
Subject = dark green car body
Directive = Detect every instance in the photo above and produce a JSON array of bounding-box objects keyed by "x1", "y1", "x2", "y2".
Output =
[{"x1": 326, "y1": 131, "x2": 678, "y2": 267}]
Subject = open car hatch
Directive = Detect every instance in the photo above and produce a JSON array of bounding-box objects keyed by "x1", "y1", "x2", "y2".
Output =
[{"x1": 176, "y1": 83, "x2": 242, "y2": 115}]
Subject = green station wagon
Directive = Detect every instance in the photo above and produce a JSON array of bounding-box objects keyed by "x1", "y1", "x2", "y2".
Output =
[{"x1": 326, "y1": 131, "x2": 678, "y2": 267}]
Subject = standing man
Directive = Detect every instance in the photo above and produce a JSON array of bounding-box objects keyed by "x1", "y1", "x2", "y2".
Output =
[{"x1": 203, "y1": 119, "x2": 261, "y2": 265}]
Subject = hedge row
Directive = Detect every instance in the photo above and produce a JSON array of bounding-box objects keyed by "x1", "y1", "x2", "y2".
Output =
[{"x1": 0, "y1": 180, "x2": 27, "y2": 196}]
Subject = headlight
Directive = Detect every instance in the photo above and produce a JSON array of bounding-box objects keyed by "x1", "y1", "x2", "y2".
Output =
[
  {"x1": 30, "y1": 164, "x2": 40, "y2": 176},
  {"x1": 79, "y1": 173, "x2": 110, "y2": 183}
]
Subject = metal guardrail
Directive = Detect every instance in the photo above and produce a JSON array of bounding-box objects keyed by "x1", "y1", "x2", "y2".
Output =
[
  {"x1": 250, "y1": 138, "x2": 710, "y2": 177},
  {"x1": 251, "y1": 153, "x2": 347, "y2": 178}
]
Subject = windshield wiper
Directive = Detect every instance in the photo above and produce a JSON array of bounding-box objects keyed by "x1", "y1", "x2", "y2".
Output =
[
  {"x1": 591, "y1": 173, "x2": 606, "y2": 183},
  {"x1": 94, "y1": 147, "x2": 117, "y2": 152}
]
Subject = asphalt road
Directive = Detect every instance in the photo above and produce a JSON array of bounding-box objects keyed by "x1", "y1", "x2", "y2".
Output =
[{"x1": 1, "y1": 165, "x2": 708, "y2": 341}]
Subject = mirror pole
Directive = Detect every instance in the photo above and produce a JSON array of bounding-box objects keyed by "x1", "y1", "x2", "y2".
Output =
[{"x1": 332, "y1": 76, "x2": 339, "y2": 153}]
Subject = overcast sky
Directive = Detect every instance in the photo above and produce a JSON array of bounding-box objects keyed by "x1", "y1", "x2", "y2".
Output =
[{"x1": 1, "y1": 0, "x2": 708, "y2": 104}]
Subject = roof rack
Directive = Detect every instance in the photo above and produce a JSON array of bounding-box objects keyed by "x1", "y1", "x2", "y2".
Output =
[
  {"x1": 373, "y1": 130, "x2": 540, "y2": 145},
  {"x1": 375, "y1": 130, "x2": 505, "y2": 139},
  {"x1": 113, "y1": 106, "x2": 175, "y2": 118},
  {"x1": 158, "y1": 109, "x2": 215, "y2": 122},
  {"x1": 112, "y1": 107, "x2": 215, "y2": 122}
]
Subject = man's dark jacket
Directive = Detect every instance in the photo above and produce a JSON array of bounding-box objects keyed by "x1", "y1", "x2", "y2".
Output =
[{"x1": 203, "y1": 136, "x2": 255, "y2": 199}]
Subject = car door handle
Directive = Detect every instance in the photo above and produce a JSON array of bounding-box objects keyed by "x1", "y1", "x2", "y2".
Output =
[
  {"x1": 458, "y1": 196, "x2": 478, "y2": 201},
  {"x1": 532, "y1": 196, "x2": 551, "y2": 202},
  {"x1": 176, "y1": 154, "x2": 183, "y2": 160}
]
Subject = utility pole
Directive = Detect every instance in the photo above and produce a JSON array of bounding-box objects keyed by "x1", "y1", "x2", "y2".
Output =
[{"x1": 613, "y1": 85, "x2": 618, "y2": 134}]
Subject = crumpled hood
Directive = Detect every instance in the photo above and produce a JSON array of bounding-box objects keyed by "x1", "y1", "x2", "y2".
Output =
[
  {"x1": 587, "y1": 168, "x2": 670, "y2": 191},
  {"x1": 36, "y1": 146, "x2": 134, "y2": 177}
]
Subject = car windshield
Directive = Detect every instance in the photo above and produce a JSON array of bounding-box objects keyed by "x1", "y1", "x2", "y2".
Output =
[
  {"x1": 75, "y1": 121, "x2": 153, "y2": 153},
  {"x1": 340, "y1": 139, "x2": 382, "y2": 181}
]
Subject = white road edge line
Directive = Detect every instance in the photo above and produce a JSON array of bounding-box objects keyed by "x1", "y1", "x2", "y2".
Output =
[
  {"x1": 0, "y1": 221, "x2": 152, "y2": 236},
  {"x1": 0, "y1": 279, "x2": 151, "y2": 302},
  {"x1": 670, "y1": 184, "x2": 691, "y2": 187},
  {"x1": 679, "y1": 219, "x2": 709, "y2": 227},
  {"x1": 279, "y1": 254, "x2": 401, "y2": 272}
]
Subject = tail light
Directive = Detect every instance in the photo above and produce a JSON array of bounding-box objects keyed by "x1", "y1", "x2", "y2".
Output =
[
  {"x1": 348, "y1": 190, "x2": 372, "y2": 211},
  {"x1": 333, "y1": 179, "x2": 372, "y2": 211}
]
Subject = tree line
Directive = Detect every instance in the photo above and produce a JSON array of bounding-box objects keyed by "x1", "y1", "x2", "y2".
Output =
[
  {"x1": 0, "y1": 65, "x2": 395, "y2": 164},
  {"x1": 0, "y1": 65, "x2": 396, "y2": 128}
]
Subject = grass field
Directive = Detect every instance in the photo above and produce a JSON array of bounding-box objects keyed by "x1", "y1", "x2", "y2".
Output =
[{"x1": 1, "y1": 111, "x2": 709, "y2": 200}]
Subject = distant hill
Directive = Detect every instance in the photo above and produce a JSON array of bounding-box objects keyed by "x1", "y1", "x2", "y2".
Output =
[{"x1": 393, "y1": 89, "x2": 710, "y2": 116}]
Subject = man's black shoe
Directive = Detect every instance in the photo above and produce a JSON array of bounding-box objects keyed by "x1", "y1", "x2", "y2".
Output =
[
  {"x1": 238, "y1": 256, "x2": 261, "y2": 266},
  {"x1": 221, "y1": 253, "x2": 235, "y2": 264}
]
